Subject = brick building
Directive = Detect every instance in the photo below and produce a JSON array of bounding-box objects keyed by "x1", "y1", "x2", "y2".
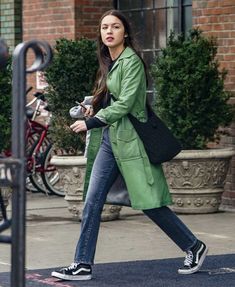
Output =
[
  {"x1": 0, "y1": 0, "x2": 22, "y2": 51},
  {"x1": 0, "y1": 0, "x2": 235, "y2": 209},
  {"x1": 193, "y1": 0, "x2": 235, "y2": 210}
]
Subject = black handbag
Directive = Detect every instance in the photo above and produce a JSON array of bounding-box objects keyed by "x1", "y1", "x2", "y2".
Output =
[{"x1": 127, "y1": 105, "x2": 182, "y2": 164}]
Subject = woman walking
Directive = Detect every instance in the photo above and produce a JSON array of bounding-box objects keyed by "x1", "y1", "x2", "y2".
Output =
[{"x1": 51, "y1": 9, "x2": 208, "y2": 281}]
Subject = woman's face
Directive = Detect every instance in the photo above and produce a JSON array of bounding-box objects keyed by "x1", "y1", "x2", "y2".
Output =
[{"x1": 100, "y1": 15, "x2": 126, "y2": 51}]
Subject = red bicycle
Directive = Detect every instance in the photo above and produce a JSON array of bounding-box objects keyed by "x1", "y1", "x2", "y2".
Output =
[
  {"x1": 25, "y1": 90, "x2": 65, "y2": 196},
  {"x1": 3, "y1": 89, "x2": 65, "y2": 196}
]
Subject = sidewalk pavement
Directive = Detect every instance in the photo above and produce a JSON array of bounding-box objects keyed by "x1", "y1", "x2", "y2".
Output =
[{"x1": 1, "y1": 192, "x2": 235, "y2": 273}]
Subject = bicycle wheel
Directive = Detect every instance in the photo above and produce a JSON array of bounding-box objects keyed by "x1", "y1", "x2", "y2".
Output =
[
  {"x1": 28, "y1": 137, "x2": 53, "y2": 195},
  {"x1": 41, "y1": 144, "x2": 65, "y2": 197},
  {"x1": 26, "y1": 176, "x2": 40, "y2": 193}
]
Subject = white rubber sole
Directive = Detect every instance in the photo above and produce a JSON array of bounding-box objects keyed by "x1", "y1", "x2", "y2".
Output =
[{"x1": 51, "y1": 271, "x2": 92, "y2": 281}]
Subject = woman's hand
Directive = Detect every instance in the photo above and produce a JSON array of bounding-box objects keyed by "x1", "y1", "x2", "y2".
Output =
[
  {"x1": 70, "y1": 120, "x2": 87, "y2": 133},
  {"x1": 84, "y1": 106, "x2": 94, "y2": 117}
]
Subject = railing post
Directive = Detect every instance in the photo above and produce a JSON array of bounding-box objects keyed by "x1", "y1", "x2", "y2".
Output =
[{"x1": 10, "y1": 40, "x2": 52, "y2": 287}]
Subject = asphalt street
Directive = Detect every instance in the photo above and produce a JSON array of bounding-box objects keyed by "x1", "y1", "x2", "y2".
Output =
[{"x1": 0, "y1": 192, "x2": 235, "y2": 286}]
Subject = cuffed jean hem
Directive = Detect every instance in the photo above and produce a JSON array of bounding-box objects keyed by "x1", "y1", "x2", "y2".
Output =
[{"x1": 74, "y1": 260, "x2": 94, "y2": 266}]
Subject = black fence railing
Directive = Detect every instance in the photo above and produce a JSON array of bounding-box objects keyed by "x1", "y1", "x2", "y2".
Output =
[{"x1": 0, "y1": 40, "x2": 52, "y2": 287}]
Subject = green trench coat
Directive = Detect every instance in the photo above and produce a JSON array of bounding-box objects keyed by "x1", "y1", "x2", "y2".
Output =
[{"x1": 83, "y1": 47, "x2": 172, "y2": 210}]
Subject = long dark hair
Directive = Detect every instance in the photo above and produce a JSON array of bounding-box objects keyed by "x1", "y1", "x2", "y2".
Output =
[{"x1": 92, "y1": 9, "x2": 146, "y2": 113}]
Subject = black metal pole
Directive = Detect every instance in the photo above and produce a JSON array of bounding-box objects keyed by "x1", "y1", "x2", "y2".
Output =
[
  {"x1": 11, "y1": 41, "x2": 27, "y2": 287},
  {"x1": 11, "y1": 40, "x2": 52, "y2": 287}
]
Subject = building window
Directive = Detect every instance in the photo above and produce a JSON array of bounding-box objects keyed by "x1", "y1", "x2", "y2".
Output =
[{"x1": 114, "y1": 0, "x2": 192, "y2": 91}]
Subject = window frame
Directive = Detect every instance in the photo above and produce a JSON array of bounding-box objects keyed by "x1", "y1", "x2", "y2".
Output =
[
  {"x1": 113, "y1": 0, "x2": 192, "y2": 35},
  {"x1": 113, "y1": 0, "x2": 192, "y2": 94}
]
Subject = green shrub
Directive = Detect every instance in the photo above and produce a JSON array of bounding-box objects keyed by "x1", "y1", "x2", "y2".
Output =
[
  {"x1": 44, "y1": 38, "x2": 98, "y2": 154},
  {"x1": 151, "y1": 29, "x2": 234, "y2": 150},
  {"x1": 0, "y1": 59, "x2": 11, "y2": 153}
]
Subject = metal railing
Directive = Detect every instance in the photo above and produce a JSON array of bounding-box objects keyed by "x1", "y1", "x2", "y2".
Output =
[{"x1": 0, "y1": 40, "x2": 52, "y2": 287}]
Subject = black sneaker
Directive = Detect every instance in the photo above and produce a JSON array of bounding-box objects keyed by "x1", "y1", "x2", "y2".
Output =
[
  {"x1": 178, "y1": 240, "x2": 208, "y2": 275},
  {"x1": 51, "y1": 263, "x2": 92, "y2": 281}
]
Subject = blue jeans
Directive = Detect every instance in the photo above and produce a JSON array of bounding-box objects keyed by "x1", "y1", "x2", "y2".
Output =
[{"x1": 74, "y1": 128, "x2": 197, "y2": 265}]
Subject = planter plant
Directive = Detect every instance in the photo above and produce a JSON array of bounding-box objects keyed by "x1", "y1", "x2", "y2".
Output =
[
  {"x1": 0, "y1": 57, "x2": 11, "y2": 154},
  {"x1": 151, "y1": 29, "x2": 234, "y2": 213},
  {"x1": 44, "y1": 38, "x2": 98, "y2": 155}
]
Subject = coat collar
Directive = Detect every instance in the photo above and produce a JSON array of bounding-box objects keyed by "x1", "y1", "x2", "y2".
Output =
[{"x1": 109, "y1": 47, "x2": 135, "y2": 73}]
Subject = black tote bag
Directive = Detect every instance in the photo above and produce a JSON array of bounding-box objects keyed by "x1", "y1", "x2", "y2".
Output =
[
  {"x1": 127, "y1": 106, "x2": 182, "y2": 164},
  {"x1": 110, "y1": 94, "x2": 181, "y2": 164}
]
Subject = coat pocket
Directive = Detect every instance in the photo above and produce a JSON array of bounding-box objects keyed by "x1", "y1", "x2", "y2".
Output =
[{"x1": 117, "y1": 129, "x2": 142, "y2": 160}]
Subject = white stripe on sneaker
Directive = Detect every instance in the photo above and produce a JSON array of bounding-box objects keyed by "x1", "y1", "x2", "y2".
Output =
[
  {"x1": 72, "y1": 267, "x2": 91, "y2": 275},
  {"x1": 195, "y1": 244, "x2": 204, "y2": 264}
]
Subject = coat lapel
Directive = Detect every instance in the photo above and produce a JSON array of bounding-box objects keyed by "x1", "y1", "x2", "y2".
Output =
[{"x1": 109, "y1": 47, "x2": 136, "y2": 74}]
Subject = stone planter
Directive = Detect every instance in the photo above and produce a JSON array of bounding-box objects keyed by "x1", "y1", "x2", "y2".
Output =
[
  {"x1": 50, "y1": 155, "x2": 122, "y2": 221},
  {"x1": 163, "y1": 147, "x2": 235, "y2": 214}
]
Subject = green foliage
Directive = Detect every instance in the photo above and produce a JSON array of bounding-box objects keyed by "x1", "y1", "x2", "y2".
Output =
[
  {"x1": 44, "y1": 38, "x2": 98, "y2": 154},
  {"x1": 0, "y1": 59, "x2": 12, "y2": 153},
  {"x1": 151, "y1": 29, "x2": 234, "y2": 149}
]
